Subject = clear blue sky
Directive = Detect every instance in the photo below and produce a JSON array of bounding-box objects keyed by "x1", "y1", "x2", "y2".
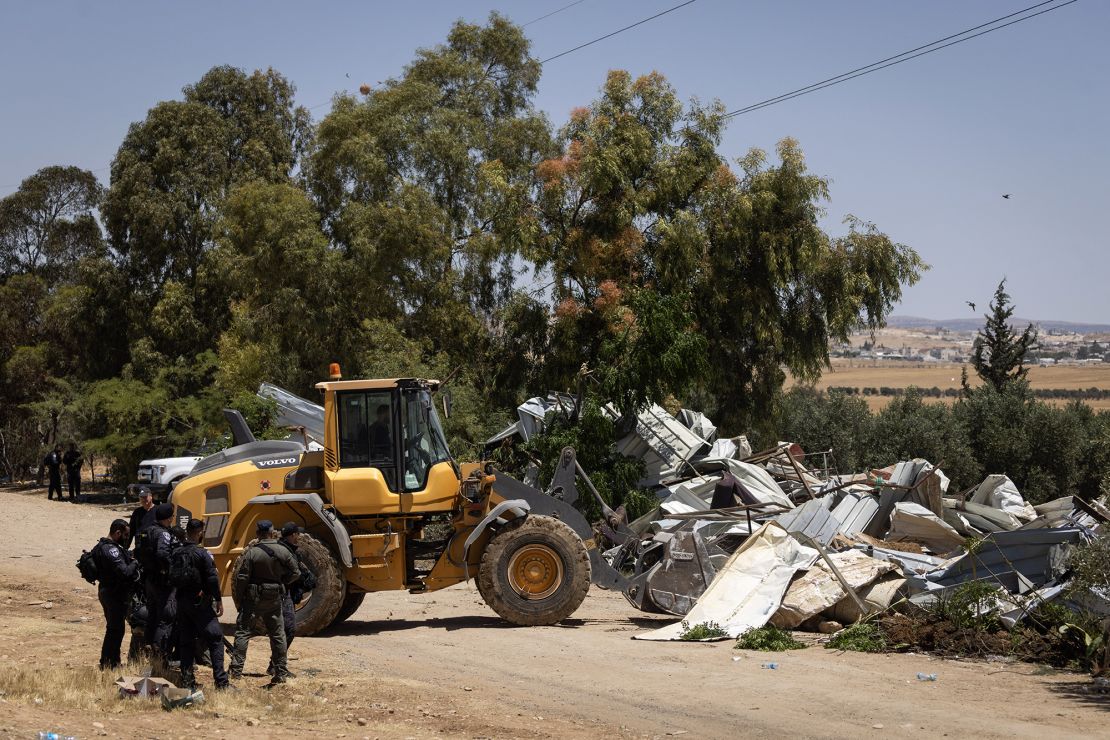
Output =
[{"x1": 2, "y1": 1, "x2": 1106, "y2": 322}]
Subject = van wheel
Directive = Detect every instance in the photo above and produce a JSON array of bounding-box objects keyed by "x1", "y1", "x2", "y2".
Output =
[
  {"x1": 477, "y1": 516, "x2": 591, "y2": 626},
  {"x1": 230, "y1": 534, "x2": 344, "y2": 637}
]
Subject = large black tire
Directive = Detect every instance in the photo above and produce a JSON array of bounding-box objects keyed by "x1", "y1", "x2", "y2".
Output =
[
  {"x1": 328, "y1": 591, "x2": 366, "y2": 628},
  {"x1": 230, "y1": 534, "x2": 345, "y2": 637},
  {"x1": 477, "y1": 515, "x2": 591, "y2": 626}
]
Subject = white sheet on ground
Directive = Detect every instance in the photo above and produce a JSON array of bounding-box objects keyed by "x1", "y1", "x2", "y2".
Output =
[{"x1": 635, "y1": 522, "x2": 818, "y2": 641}]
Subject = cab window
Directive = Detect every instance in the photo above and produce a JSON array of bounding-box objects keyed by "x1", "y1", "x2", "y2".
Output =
[
  {"x1": 337, "y1": 390, "x2": 397, "y2": 489},
  {"x1": 400, "y1": 388, "x2": 454, "y2": 491}
]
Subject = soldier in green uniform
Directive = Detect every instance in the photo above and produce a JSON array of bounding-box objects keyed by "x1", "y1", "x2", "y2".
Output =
[{"x1": 228, "y1": 520, "x2": 300, "y2": 685}]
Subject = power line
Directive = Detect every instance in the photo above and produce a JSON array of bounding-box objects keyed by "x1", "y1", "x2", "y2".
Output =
[
  {"x1": 523, "y1": 0, "x2": 590, "y2": 27},
  {"x1": 540, "y1": 0, "x2": 698, "y2": 64},
  {"x1": 726, "y1": 0, "x2": 1061, "y2": 118},
  {"x1": 724, "y1": 0, "x2": 1080, "y2": 119}
]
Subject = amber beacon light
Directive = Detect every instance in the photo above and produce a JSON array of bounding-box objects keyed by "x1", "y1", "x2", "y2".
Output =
[{"x1": 329, "y1": 362, "x2": 342, "y2": 380}]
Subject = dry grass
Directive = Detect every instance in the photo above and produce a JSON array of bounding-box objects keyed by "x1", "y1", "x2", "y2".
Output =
[
  {"x1": 790, "y1": 361, "x2": 1110, "y2": 411},
  {"x1": 0, "y1": 657, "x2": 346, "y2": 722}
]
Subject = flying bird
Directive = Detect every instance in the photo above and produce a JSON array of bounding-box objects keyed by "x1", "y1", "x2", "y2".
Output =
[
  {"x1": 966, "y1": 301, "x2": 976, "y2": 312},
  {"x1": 1002, "y1": 194, "x2": 1012, "y2": 199}
]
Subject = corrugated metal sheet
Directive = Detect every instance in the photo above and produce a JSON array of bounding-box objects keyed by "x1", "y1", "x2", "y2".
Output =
[
  {"x1": 918, "y1": 528, "x2": 1085, "y2": 593},
  {"x1": 611, "y1": 402, "x2": 709, "y2": 484},
  {"x1": 776, "y1": 498, "x2": 842, "y2": 546},
  {"x1": 832, "y1": 489, "x2": 880, "y2": 536}
]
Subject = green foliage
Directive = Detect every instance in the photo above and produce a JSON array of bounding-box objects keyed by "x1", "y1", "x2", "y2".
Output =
[
  {"x1": 517, "y1": 401, "x2": 652, "y2": 521},
  {"x1": 970, "y1": 280, "x2": 1037, "y2": 392},
  {"x1": 869, "y1": 389, "x2": 981, "y2": 485},
  {"x1": 825, "y1": 622, "x2": 888, "y2": 653},
  {"x1": 1068, "y1": 533, "x2": 1110, "y2": 594},
  {"x1": 0, "y1": 166, "x2": 103, "y2": 282},
  {"x1": 773, "y1": 387, "x2": 873, "y2": 472},
  {"x1": 678, "y1": 621, "x2": 729, "y2": 641},
  {"x1": 926, "y1": 581, "x2": 1002, "y2": 632},
  {"x1": 598, "y1": 289, "x2": 708, "y2": 416},
  {"x1": 530, "y1": 70, "x2": 923, "y2": 428},
  {"x1": 734, "y1": 625, "x2": 806, "y2": 651}
]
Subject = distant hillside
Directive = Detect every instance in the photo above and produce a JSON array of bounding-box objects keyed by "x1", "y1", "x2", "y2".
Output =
[{"x1": 886, "y1": 315, "x2": 1110, "y2": 333}]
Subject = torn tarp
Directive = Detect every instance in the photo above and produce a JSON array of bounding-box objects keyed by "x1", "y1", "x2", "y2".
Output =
[
  {"x1": 968, "y1": 475, "x2": 1037, "y2": 521},
  {"x1": 116, "y1": 675, "x2": 175, "y2": 698},
  {"x1": 635, "y1": 522, "x2": 818, "y2": 641}
]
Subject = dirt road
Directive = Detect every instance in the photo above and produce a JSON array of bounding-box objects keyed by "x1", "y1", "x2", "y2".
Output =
[{"x1": 1, "y1": 485, "x2": 1107, "y2": 738}]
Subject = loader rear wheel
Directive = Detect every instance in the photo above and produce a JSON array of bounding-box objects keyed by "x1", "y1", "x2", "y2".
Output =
[
  {"x1": 477, "y1": 515, "x2": 590, "y2": 626},
  {"x1": 328, "y1": 591, "x2": 366, "y2": 628},
  {"x1": 230, "y1": 534, "x2": 344, "y2": 637}
]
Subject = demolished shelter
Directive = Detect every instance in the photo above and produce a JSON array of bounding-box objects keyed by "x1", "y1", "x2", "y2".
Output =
[{"x1": 487, "y1": 394, "x2": 1110, "y2": 641}]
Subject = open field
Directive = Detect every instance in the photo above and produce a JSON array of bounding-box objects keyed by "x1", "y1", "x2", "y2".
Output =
[
  {"x1": 2, "y1": 485, "x2": 1109, "y2": 738},
  {"x1": 792, "y1": 361, "x2": 1110, "y2": 411}
]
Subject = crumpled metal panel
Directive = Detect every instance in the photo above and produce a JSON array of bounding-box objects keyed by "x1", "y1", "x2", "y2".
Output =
[
  {"x1": 776, "y1": 498, "x2": 843, "y2": 547},
  {"x1": 916, "y1": 528, "x2": 1085, "y2": 593},
  {"x1": 258, "y1": 383, "x2": 325, "y2": 443},
  {"x1": 611, "y1": 402, "x2": 709, "y2": 484},
  {"x1": 646, "y1": 528, "x2": 720, "y2": 616}
]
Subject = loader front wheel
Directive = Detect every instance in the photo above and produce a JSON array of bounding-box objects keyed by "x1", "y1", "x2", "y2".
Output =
[
  {"x1": 292, "y1": 534, "x2": 345, "y2": 635},
  {"x1": 477, "y1": 516, "x2": 590, "y2": 626}
]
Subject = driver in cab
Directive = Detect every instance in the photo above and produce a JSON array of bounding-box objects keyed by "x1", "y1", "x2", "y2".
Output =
[{"x1": 369, "y1": 404, "x2": 391, "y2": 460}]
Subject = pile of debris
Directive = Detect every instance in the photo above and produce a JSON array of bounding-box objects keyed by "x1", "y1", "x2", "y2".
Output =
[{"x1": 487, "y1": 396, "x2": 1110, "y2": 643}]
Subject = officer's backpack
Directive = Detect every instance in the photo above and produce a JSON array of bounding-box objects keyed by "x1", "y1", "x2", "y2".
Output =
[
  {"x1": 76, "y1": 546, "x2": 100, "y2": 584},
  {"x1": 168, "y1": 545, "x2": 201, "y2": 590}
]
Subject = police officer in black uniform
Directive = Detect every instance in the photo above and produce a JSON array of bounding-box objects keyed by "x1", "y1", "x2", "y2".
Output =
[
  {"x1": 141, "y1": 502, "x2": 176, "y2": 655},
  {"x1": 175, "y1": 518, "x2": 229, "y2": 690},
  {"x1": 42, "y1": 445, "x2": 64, "y2": 501},
  {"x1": 272, "y1": 522, "x2": 316, "y2": 672},
  {"x1": 93, "y1": 519, "x2": 139, "y2": 669},
  {"x1": 63, "y1": 442, "x2": 83, "y2": 499}
]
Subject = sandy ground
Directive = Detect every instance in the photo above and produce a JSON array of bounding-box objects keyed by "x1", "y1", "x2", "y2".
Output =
[{"x1": 1, "y1": 485, "x2": 1109, "y2": 739}]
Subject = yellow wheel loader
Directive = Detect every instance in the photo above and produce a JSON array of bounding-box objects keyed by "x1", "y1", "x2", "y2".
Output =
[{"x1": 169, "y1": 369, "x2": 631, "y2": 635}]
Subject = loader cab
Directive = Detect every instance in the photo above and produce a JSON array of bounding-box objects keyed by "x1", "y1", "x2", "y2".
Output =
[{"x1": 318, "y1": 375, "x2": 461, "y2": 515}]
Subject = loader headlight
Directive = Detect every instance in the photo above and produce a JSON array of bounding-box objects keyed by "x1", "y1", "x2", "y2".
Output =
[{"x1": 462, "y1": 475, "x2": 481, "y2": 503}]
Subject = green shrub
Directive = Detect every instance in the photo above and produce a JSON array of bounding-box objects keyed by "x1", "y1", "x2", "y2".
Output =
[
  {"x1": 926, "y1": 581, "x2": 1002, "y2": 631},
  {"x1": 678, "y1": 621, "x2": 729, "y2": 641},
  {"x1": 826, "y1": 622, "x2": 887, "y2": 653},
  {"x1": 734, "y1": 625, "x2": 806, "y2": 651}
]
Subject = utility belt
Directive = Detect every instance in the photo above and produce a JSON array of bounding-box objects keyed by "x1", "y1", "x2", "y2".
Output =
[{"x1": 248, "y1": 582, "x2": 284, "y2": 600}]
